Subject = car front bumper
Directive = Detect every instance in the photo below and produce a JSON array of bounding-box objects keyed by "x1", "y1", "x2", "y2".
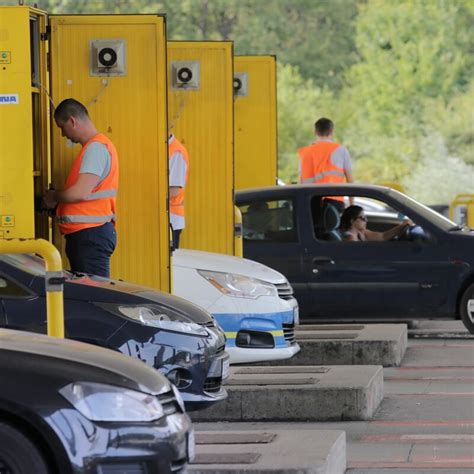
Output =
[
  {"x1": 46, "y1": 405, "x2": 192, "y2": 474},
  {"x1": 109, "y1": 322, "x2": 228, "y2": 410},
  {"x1": 211, "y1": 296, "x2": 300, "y2": 364}
]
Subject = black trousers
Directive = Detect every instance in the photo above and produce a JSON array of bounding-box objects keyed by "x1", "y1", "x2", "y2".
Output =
[
  {"x1": 65, "y1": 222, "x2": 117, "y2": 277},
  {"x1": 172, "y1": 228, "x2": 182, "y2": 250}
]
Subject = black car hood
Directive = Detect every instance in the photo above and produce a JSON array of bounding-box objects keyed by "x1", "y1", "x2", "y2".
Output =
[
  {"x1": 63, "y1": 275, "x2": 214, "y2": 325},
  {"x1": 0, "y1": 329, "x2": 171, "y2": 395}
]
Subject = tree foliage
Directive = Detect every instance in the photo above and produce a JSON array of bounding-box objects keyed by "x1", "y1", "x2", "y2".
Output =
[
  {"x1": 338, "y1": 0, "x2": 474, "y2": 191},
  {"x1": 4, "y1": 0, "x2": 473, "y2": 202}
]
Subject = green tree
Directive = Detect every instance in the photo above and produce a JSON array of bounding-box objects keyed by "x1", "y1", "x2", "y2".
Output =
[{"x1": 339, "y1": 0, "x2": 474, "y2": 187}]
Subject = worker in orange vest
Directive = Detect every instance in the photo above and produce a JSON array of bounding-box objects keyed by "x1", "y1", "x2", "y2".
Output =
[
  {"x1": 298, "y1": 117, "x2": 354, "y2": 212},
  {"x1": 168, "y1": 134, "x2": 189, "y2": 249},
  {"x1": 43, "y1": 98, "x2": 118, "y2": 277}
]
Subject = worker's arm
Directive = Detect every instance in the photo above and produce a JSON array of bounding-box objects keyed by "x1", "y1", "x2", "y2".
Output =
[
  {"x1": 169, "y1": 150, "x2": 187, "y2": 196},
  {"x1": 345, "y1": 169, "x2": 355, "y2": 205},
  {"x1": 169, "y1": 186, "x2": 182, "y2": 198},
  {"x1": 333, "y1": 145, "x2": 355, "y2": 204},
  {"x1": 44, "y1": 173, "x2": 101, "y2": 207}
]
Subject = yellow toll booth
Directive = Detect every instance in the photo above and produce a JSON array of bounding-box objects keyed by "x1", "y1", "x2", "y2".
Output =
[
  {"x1": 0, "y1": 6, "x2": 51, "y2": 240},
  {"x1": 450, "y1": 194, "x2": 474, "y2": 227},
  {"x1": 168, "y1": 41, "x2": 235, "y2": 255},
  {"x1": 49, "y1": 15, "x2": 170, "y2": 291},
  {"x1": 234, "y1": 55, "x2": 277, "y2": 190}
]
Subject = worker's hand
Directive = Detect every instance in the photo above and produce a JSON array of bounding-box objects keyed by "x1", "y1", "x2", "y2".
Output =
[{"x1": 43, "y1": 189, "x2": 57, "y2": 209}]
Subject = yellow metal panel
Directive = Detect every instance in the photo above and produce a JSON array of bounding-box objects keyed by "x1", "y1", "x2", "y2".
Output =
[
  {"x1": 0, "y1": 7, "x2": 46, "y2": 239},
  {"x1": 234, "y1": 55, "x2": 277, "y2": 190},
  {"x1": 168, "y1": 41, "x2": 234, "y2": 255},
  {"x1": 50, "y1": 15, "x2": 170, "y2": 291}
]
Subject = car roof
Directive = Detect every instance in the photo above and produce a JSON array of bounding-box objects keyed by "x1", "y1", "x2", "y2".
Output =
[{"x1": 236, "y1": 183, "x2": 395, "y2": 199}]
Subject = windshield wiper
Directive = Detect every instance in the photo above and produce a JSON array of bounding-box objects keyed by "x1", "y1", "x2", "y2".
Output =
[{"x1": 448, "y1": 225, "x2": 469, "y2": 232}]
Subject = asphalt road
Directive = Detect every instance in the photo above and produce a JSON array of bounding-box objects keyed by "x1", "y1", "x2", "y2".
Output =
[{"x1": 195, "y1": 320, "x2": 474, "y2": 473}]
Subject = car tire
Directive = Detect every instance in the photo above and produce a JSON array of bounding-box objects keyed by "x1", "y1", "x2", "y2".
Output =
[
  {"x1": 460, "y1": 283, "x2": 474, "y2": 334},
  {"x1": 0, "y1": 422, "x2": 50, "y2": 474}
]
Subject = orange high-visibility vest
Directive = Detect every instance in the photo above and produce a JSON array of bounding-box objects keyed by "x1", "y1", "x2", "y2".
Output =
[
  {"x1": 298, "y1": 141, "x2": 346, "y2": 202},
  {"x1": 169, "y1": 137, "x2": 189, "y2": 218},
  {"x1": 57, "y1": 133, "x2": 119, "y2": 235}
]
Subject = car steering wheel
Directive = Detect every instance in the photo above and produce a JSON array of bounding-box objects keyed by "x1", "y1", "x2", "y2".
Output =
[{"x1": 398, "y1": 224, "x2": 426, "y2": 241}]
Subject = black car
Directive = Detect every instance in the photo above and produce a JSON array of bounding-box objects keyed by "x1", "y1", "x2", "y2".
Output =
[
  {"x1": 236, "y1": 184, "x2": 474, "y2": 333},
  {"x1": 0, "y1": 328, "x2": 193, "y2": 474},
  {"x1": 0, "y1": 254, "x2": 229, "y2": 410}
]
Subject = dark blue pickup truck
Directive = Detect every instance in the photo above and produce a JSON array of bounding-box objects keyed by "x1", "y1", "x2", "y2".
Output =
[{"x1": 236, "y1": 184, "x2": 474, "y2": 333}]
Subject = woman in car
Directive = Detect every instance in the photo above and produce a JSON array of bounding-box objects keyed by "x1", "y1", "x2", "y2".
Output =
[{"x1": 340, "y1": 205, "x2": 412, "y2": 241}]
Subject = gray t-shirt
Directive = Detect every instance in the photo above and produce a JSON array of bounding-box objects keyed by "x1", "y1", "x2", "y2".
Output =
[
  {"x1": 330, "y1": 145, "x2": 352, "y2": 173},
  {"x1": 80, "y1": 142, "x2": 111, "y2": 184}
]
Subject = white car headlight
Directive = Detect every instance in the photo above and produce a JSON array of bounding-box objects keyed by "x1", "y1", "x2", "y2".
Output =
[
  {"x1": 197, "y1": 270, "x2": 277, "y2": 299},
  {"x1": 95, "y1": 303, "x2": 209, "y2": 336},
  {"x1": 60, "y1": 382, "x2": 164, "y2": 422}
]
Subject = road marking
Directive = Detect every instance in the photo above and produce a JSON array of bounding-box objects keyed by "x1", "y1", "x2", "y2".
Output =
[
  {"x1": 386, "y1": 392, "x2": 474, "y2": 397},
  {"x1": 361, "y1": 434, "x2": 474, "y2": 443},
  {"x1": 409, "y1": 344, "x2": 474, "y2": 348},
  {"x1": 349, "y1": 461, "x2": 474, "y2": 468},
  {"x1": 385, "y1": 376, "x2": 474, "y2": 382},
  {"x1": 393, "y1": 367, "x2": 474, "y2": 371},
  {"x1": 370, "y1": 420, "x2": 474, "y2": 426}
]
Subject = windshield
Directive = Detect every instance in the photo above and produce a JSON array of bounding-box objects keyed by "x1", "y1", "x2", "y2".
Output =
[
  {"x1": 388, "y1": 190, "x2": 457, "y2": 231},
  {"x1": 0, "y1": 254, "x2": 72, "y2": 277}
]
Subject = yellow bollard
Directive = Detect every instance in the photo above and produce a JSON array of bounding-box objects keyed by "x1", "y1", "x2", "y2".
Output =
[
  {"x1": 0, "y1": 239, "x2": 64, "y2": 338},
  {"x1": 449, "y1": 194, "x2": 474, "y2": 227},
  {"x1": 234, "y1": 206, "x2": 243, "y2": 258}
]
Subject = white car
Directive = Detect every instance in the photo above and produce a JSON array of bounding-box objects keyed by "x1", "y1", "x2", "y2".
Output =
[{"x1": 172, "y1": 249, "x2": 300, "y2": 364}]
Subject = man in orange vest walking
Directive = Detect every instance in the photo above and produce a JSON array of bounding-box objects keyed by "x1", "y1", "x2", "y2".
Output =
[
  {"x1": 168, "y1": 134, "x2": 189, "y2": 249},
  {"x1": 298, "y1": 117, "x2": 354, "y2": 213},
  {"x1": 43, "y1": 98, "x2": 119, "y2": 277}
]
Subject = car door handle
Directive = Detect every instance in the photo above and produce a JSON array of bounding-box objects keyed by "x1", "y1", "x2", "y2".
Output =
[{"x1": 313, "y1": 257, "x2": 335, "y2": 265}]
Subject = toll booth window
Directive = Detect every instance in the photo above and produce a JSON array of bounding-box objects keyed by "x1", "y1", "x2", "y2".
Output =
[
  {"x1": 30, "y1": 17, "x2": 40, "y2": 86},
  {"x1": 241, "y1": 199, "x2": 297, "y2": 242},
  {"x1": 0, "y1": 275, "x2": 35, "y2": 299}
]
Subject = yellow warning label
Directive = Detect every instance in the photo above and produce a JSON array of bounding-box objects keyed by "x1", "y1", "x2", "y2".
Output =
[
  {"x1": 0, "y1": 51, "x2": 11, "y2": 64},
  {"x1": 1, "y1": 215, "x2": 15, "y2": 227}
]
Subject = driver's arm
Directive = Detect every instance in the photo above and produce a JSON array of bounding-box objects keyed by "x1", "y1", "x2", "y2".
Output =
[{"x1": 365, "y1": 220, "x2": 412, "y2": 241}]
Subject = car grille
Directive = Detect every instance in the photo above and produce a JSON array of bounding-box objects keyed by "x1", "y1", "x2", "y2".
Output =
[
  {"x1": 215, "y1": 344, "x2": 226, "y2": 355},
  {"x1": 275, "y1": 281, "x2": 294, "y2": 300},
  {"x1": 171, "y1": 458, "x2": 187, "y2": 472},
  {"x1": 157, "y1": 389, "x2": 180, "y2": 415},
  {"x1": 203, "y1": 376, "x2": 223, "y2": 393},
  {"x1": 97, "y1": 463, "x2": 147, "y2": 474},
  {"x1": 202, "y1": 319, "x2": 217, "y2": 328},
  {"x1": 283, "y1": 322, "x2": 296, "y2": 344}
]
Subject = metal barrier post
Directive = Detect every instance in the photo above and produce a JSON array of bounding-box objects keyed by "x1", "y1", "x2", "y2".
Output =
[
  {"x1": 234, "y1": 206, "x2": 243, "y2": 257},
  {"x1": 449, "y1": 194, "x2": 474, "y2": 227},
  {"x1": 0, "y1": 239, "x2": 64, "y2": 338}
]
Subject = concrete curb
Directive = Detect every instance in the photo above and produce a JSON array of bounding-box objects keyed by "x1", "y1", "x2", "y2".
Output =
[
  {"x1": 264, "y1": 324, "x2": 407, "y2": 367},
  {"x1": 189, "y1": 429, "x2": 346, "y2": 474},
  {"x1": 191, "y1": 365, "x2": 384, "y2": 422}
]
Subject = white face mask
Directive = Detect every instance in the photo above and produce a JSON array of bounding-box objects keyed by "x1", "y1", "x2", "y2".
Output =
[{"x1": 66, "y1": 138, "x2": 75, "y2": 148}]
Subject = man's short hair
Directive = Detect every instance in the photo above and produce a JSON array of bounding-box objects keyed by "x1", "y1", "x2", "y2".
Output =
[
  {"x1": 314, "y1": 117, "x2": 334, "y2": 136},
  {"x1": 54, "y1": 98, "x2": 89, "y2": 122}
]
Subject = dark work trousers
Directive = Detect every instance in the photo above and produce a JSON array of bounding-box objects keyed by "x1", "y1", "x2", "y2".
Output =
[
  {"x1": 65, "y1": 222, "x2": 117, "y2": 278},
  {"x1": 172, "y1": 228, "x2": 182, "y2": 250}
]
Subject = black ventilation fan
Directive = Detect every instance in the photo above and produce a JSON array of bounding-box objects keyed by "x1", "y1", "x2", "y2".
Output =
[
  {"x1": 98, "y1": 47, "x2": 117, "y2": 68},
  {"x1": 177, "y1": 67, "x2": 193, "y2": 83},
  {"x1": 233, "y1": 77, "x2": 242, "y2": 92}
]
